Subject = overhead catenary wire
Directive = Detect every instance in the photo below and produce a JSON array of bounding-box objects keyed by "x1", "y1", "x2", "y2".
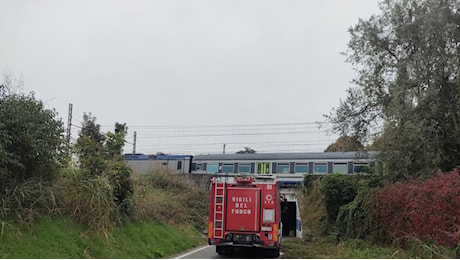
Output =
[
  {"x1": 69, "y1": 121, "x2": 342, "y2": 154},
  {"x1": 100, "y1": 121, "x2": 331, "y2": 129},
  {"x1": 122, "y1": 121, "x2": 338, "y2": 154}
]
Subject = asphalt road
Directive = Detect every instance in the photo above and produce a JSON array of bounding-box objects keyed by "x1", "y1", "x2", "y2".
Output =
[{"x1": 173, "y1": 245, "x2": 281, "y2": 259}]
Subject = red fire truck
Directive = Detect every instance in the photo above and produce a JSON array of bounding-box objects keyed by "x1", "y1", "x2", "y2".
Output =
[{"x1": 207, "y1": 175, "x2": 282, "y2": 257}]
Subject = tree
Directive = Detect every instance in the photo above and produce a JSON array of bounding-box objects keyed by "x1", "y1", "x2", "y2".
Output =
[
  {"x1": 324, "y1": 135, "x2": 364, "y2": 152},
  {"x1": 236, "y1": 147, "x2": 256, "y2": 154},
  {"x1": 75, "y1": 113, "x2": 106, "y2": 176},
  {"x1": 326, "y1": 0, "x2": 460, "y2": 181},
  {"x1": 106, "y1": 122, "x2": 127, "y2": 157},
  {"x1": 75, "y1": 114, "x2": 133, "y2": 214},
  {"x1": 79, "y1": 113, "x2": 105, "y2": 145},
  {"x1": 0, "y1": 93, "x2": 65, "y2": 192}
]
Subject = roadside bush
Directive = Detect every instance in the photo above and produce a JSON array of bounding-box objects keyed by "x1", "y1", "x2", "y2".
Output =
[
  {"x1": 104, "y1": 160, "x2": 134, "y2": 216},
  {"x1": 303, "y1": 174, "x2": 323, "y2": 191},
  {"x1": 75, "y1": 116, "x2": 134, "y2": 218},
  {"x1": 375, "y1": 169, "x2": 460, "y2": 247},
  {"x1": 144, "y1": 169, "x2": 193, "y2": 192},
  {"x1": 57, "y1": 168, "x2": 119, "y2": 236},
  {"x1": 0, "y1": 178, "x2": 59, "y2": 225},
  {"x1": 0, "y1": 93, "x2": 65, "y2": 196},
  {"x1": 336, "y1": 184, "x2": 381, "y2": 241},
  {"x1": 134, "y1": 170, "x2": 208, "y2": 229},
  {"x1": 299, "y1": 178, "x2": 327, "y2": 240},
  {"x1": 336, "y1": 175, "x2": 384, "y2": 241},
  {"x1": 320, "y1": 174, "x2": 358, "y2": 224}
]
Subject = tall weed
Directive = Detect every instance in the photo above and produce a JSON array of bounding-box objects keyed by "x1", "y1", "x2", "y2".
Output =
[
  {"x1": 0, "y1": 178, "x2": 59, "y2": 226},
  {"x1": 56, "y1": 168, "x2": 118, "y2": 236},
  {"x1": 134, "y1": 169, "x2": 208, "y2": 229}
]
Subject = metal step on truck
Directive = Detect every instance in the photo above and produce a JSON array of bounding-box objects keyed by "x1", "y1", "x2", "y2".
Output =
[{"x1": 207, "y1": 174, "x2": 282, "y2": 257}]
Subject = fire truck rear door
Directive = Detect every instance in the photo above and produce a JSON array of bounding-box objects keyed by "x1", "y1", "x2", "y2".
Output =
[{"x1": 226, "y1": 188, "x2": 260, "y2": 232}]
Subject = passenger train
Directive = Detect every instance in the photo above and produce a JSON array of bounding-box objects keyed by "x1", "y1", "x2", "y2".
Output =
[{"x1": 124, "y1": 151, "x2": 378, "y2": 185}]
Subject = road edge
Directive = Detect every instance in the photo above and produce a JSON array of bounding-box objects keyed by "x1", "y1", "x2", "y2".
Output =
[{"x1": 171, "y1": 244, "x2": 212, "y2": 259}]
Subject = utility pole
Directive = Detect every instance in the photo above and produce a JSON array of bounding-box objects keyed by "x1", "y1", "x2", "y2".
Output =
[
  {"x1": 66, "y1": 103, "x2": 73, "y2": 148},
  {"x1": 223, "y1": 143, "x2": 226, "y2": 154},
  {"x1": 133, "y1": 131, "x2": 137, "y2": 154}
]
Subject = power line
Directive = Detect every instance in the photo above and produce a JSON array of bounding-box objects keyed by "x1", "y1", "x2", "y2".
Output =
[
  {"x1": 132, "y1": 130, "x2": 329, "y2": 139},
  {"x1": 100, "y1": 121, "x2": 332, "y2": 130},
  {"x1": 133, "y1": 139, "x2": 336, "y2": 148},
  {"x1": 71, "y1": 120, "x2": 339, "y2": 154}
]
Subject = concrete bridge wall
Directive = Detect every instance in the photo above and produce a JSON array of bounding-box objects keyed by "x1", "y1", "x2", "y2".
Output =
[{"x1": 182, "y1": 173, "x2": 213, "y2": 189}]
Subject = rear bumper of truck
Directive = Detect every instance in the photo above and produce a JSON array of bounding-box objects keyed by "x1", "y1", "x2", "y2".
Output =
[{"x1": 208, "y1": 238, "x2": 280, "y2": 249}]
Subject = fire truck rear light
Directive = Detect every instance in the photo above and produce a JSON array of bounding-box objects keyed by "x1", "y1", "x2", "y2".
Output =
[
  {"x1": 261, "y1": 226, "x2": 272, "y2": 231},
  {"x1": 263, "y1": 209, "x2": 275, "y2": 223}
]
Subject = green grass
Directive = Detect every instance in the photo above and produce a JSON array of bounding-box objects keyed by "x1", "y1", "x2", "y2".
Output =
[{"x1": 0, "y1": 217, "x2": 206, "y2": 258}]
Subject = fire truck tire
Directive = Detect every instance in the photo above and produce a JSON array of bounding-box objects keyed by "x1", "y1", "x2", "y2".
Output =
[
  {"x1": 267, "y1": 248, "x2": 280, "y2": 258},
  {"x1": 216, "y1": 245, "x2": 234, "y2": 256}
]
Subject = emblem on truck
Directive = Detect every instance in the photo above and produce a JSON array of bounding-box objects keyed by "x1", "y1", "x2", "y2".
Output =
[{"x1": 266, "y1": 194, "x2": 273, "y2": 201}]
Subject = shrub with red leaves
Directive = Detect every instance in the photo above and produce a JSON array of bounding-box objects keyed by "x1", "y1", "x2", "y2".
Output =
[{"x1": 375, "y1": 169, "x2": 460, "y2": 247}]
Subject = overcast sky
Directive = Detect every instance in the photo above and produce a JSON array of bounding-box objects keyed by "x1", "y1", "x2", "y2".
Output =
[{"x1": 0, "y1": 0, "x2": 381, "y2": 154}]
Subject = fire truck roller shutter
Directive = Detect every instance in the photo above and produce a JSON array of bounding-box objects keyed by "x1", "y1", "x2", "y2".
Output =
[{"x1": 225, "y1": 188, "x2": 261, "y2": 232}]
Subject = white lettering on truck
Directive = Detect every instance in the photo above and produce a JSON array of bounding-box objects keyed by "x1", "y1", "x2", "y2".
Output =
[
  {"x1": 230, "y1": 196, "x2": 252, "y2": 215},
  {"x1": 231, "y1": 209, "x2": 251, "y2": 215}
]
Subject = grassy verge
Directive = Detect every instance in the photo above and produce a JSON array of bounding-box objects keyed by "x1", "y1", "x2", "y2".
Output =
[
  {"x1": 0, "y1": 217, "x2": 206, "y2": 258},
  {"x1": 0, "y1": 170, "x2": 209, "y2": 258}
]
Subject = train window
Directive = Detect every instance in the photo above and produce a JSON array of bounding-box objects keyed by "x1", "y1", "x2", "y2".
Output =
[
  {"x1": 333, "y1": 163, "x2": 347, "y2": 174},
  {"x1": 196, "y1": 163, "x2": 204, "y2": 171},
  {"x1": 207, "y1": 163, "x2": 218, "y2": 173},
  {"x1": 313, "y1": 163, "x2": 327, "y2": 174},
  {"x1": 276, "y1": 163, "x2": 290, "y2": 173},
  {"x1": 294, "y1": 163, "x2": 308, "y2": 173},
  {"x1": 222, "y1": 163, "x2": 234, "y2": 173},
  {"x1": 256, "y1": 162, "x2": 271, "y2": 174},
  {"x1": 353, "y1": 163, "x2": 368, "y2": 173},
  {"x1": 177, "y1": 161, "x2": 182, "y2": 170},
  {"x1": 238, "y1": 164, "x2": 250, "y2": 173}
]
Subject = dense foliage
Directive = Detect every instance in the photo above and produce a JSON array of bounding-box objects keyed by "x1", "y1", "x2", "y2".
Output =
[
  {"x1": 74, "y1": 114, "x2": 134, "y2": 216},
  {"x1": 327, "y1": 0, "x2": 460, "y2": 180},
  {"x1": 335, "y1": 178, "x2": 382, "y2": 242},
  {"x1": 322, "y1": 0, "x2": 460, "y2": 252},
  {"x1": 0, "y1": 93, "x2": 65, "y2": 188},
  {"x1": 134, "y1": 170, "x2": 208, "y2": 230},
  {"x1": 320, "y1": 174, "x2": 358, "y2": 224},
  {"x1": 0, "y1": 93, "x2": 65, "y2": 221},
  {"x1": 307, "y1": 171, "x2": 460, "y2": 251},
  {"x1": 375, "y1": 169, "x2": 460, "y2": 247},
  {"x1": 0, "y1": 88, "x2": 207, "y2": 238}
]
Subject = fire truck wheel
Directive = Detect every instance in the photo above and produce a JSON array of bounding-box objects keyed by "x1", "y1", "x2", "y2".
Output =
[
  {"x1": 266, "y1": 248, "x2": 280, "y2": 258},
  {"x1": 216, "y1": 245, "x2": 234, "y2": 256}
]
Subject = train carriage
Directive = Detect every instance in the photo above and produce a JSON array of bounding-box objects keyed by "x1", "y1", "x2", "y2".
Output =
[
  {"x1": 124, "y1": 151, "x2": 378, "y2": 186},
  {"x1": 124, "y1": 154, "x2": 193, "y2": 174},
  {"x1": 191, "y1": 151, "x2": 378, "y2": 185}
]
